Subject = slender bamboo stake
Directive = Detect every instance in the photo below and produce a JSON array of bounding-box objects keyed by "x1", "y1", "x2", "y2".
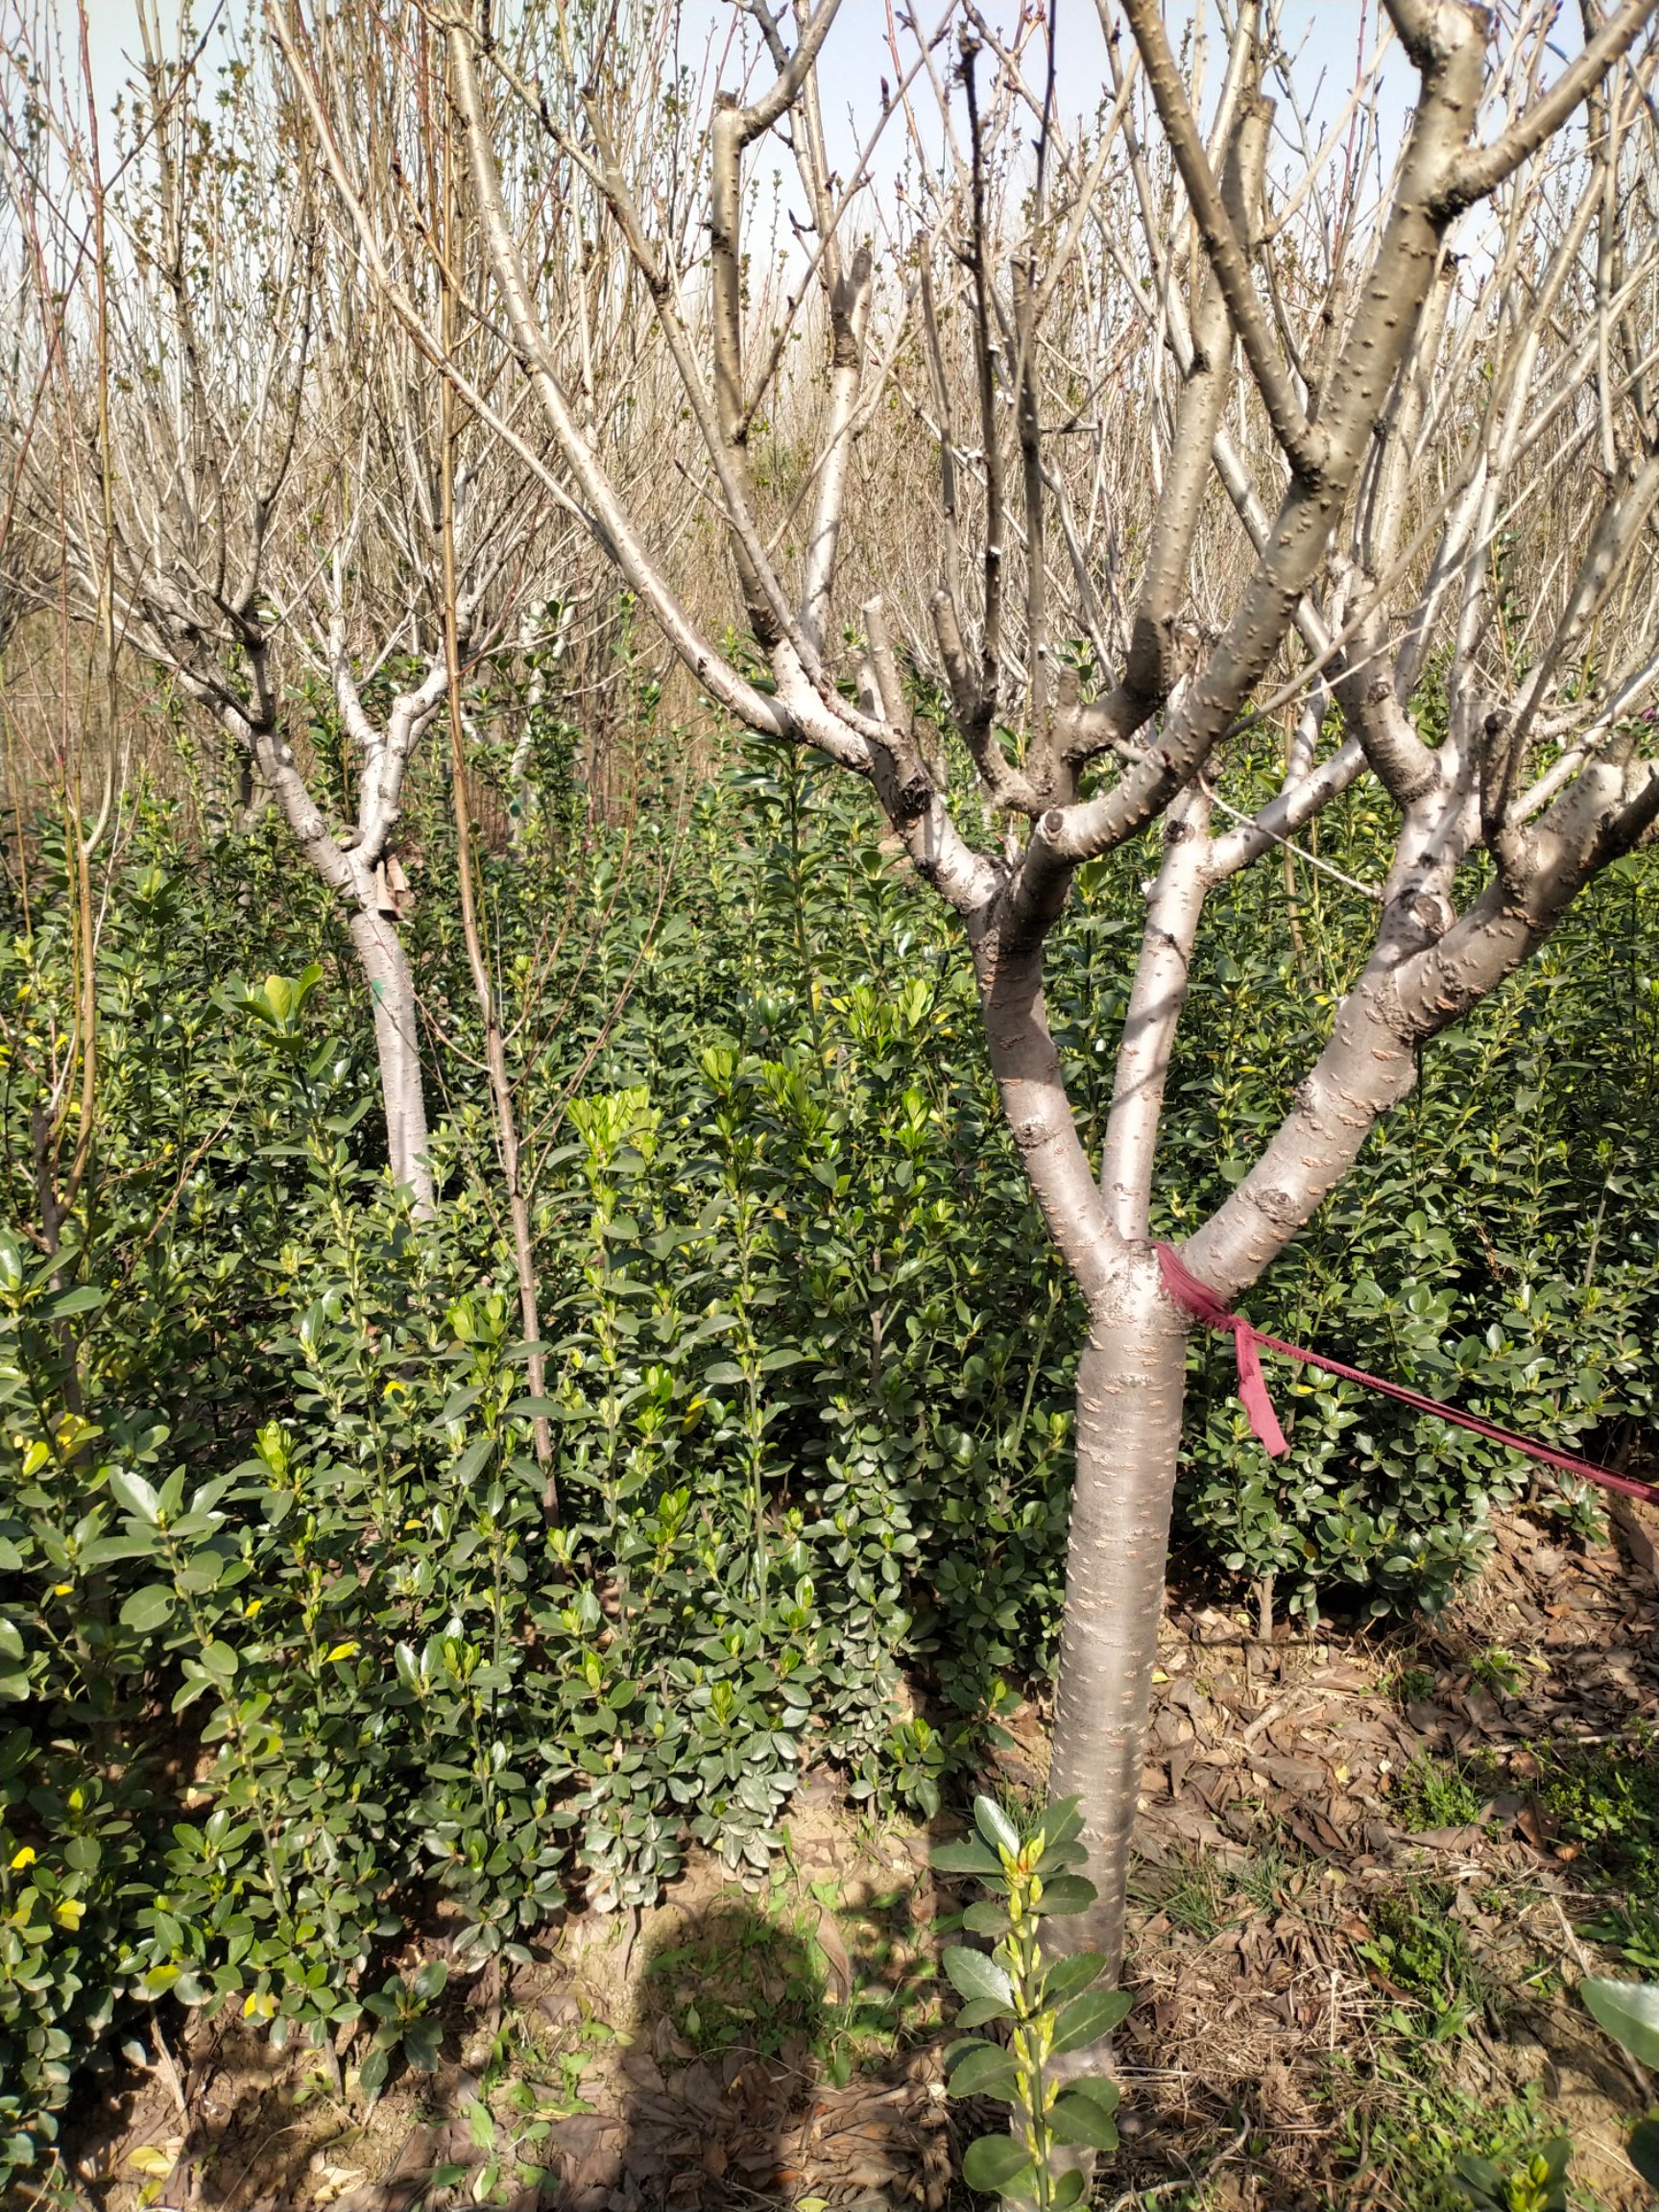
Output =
[{"x1": 436, "y1": 54, "x2": 557, "y2": 1509}]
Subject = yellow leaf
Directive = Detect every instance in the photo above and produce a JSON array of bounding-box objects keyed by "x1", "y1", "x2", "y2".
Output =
[
  {"x1": 127, "y1": 2145, "x2": 179, "y2": 2177},
  {"x1": 53, "y1": 1899, "x2": 84, "y2": 1930},
  {"x1": 21, "y1": 1440, "x2": 49, "y2": 1478},
  {"x1": 244, "y1": 1598, "x2": 262, "y2": 1617},
  {"x1": 9, "y1": 1845, "x2": 36, "y2": 1869},
  {"x1": 243, "y1": 1988, "x2": 277, "y2": 2020},
  {"x1": 52, "y1": 1581, "x2": 73, "y2": 1597},
  {"x1": 324, "y1": 1641, "x2": 359, "y2": 1663}
]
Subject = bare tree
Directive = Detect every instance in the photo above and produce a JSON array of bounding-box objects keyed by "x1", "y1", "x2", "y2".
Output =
[
  {"x1": 0, "y1": 4, "x2": 586, "y2": 1220},
  {"x1": 297, "y1": 0, "x2": 1659, "y2": 2107}
]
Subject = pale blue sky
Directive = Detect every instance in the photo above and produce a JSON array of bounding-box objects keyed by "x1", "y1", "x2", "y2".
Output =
[
  {"x1": 71, "y1": 3, "x2": 1391, "y2": 147},
  {"x1": 63, "y1": 0, "x2": 1582, "y2": 239}
]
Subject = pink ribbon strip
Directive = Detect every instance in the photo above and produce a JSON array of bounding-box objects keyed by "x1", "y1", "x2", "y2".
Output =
[{"x1": 1154, "y1": 1239, "x2": 1659, "y2": 1509}]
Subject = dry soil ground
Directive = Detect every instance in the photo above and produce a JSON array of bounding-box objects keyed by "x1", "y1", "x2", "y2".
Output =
[{"x1": 53, "y1": 1497, "x2": 1659, "y2": 2212}]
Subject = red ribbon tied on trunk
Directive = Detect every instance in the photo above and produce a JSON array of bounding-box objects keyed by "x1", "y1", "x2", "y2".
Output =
[{"x1": 1153, "y1": 1239, "x2": 1659, "y2": 1510}]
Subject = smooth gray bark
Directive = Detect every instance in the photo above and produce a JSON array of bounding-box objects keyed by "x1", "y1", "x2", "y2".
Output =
[
  {"x1": 1047, "y1": 1266, "x2": 1188, "y2": 1975},
  {"x1": 348, "y1": 908, "x2": 435, "y2": 1216}
]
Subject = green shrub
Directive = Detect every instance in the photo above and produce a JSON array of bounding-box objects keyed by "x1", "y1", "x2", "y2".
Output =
[{"x1": 3, "y1": 706, "x2": 1658, "y2": 2177}]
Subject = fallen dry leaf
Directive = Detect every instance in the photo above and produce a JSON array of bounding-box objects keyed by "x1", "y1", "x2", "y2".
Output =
[
  {"x1": 127, "y1": 2141, "x2": 181, "y2": 2178},
  {"x1": 812, "y1": 1902, "x2": 854, "y2": 2005}
]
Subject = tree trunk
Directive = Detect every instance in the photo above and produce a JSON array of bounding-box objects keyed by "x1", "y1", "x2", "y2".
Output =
[
  {"x1": 1046, "y1": 1253, "x2": 1188, "y2": 1980},
  {"x1": 347, "y1": 908, "x2": 435, "y2": 1216}
]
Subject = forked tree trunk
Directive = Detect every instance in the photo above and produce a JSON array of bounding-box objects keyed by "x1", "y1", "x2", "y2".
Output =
[
  {"x1": 348, "y1": 908, "x2": 435, "y2": 1216},
  {"x1": 1046, "y1": 1259, "x2": 1188, "y2": 1978},
  {"x1": 200, "y1": 667, "x2": 449, "y2": 1222}
]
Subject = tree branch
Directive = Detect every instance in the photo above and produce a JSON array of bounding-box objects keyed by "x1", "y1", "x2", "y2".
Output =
[
  {"x1": 1118, "y1": 0, "x2": 1322, "y2": 482},
  {"x1": 1441, "y1": 0, "x2": 1657, "y2": 215}
]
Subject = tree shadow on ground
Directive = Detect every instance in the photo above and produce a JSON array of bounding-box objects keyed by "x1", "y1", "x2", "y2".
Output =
[
  {"x1": 551, "y1": 1860, "x2": 955, "y2": 2210},
  {"x1": 602, "y1": 1896, "x2": 822, "y2": 2207}
]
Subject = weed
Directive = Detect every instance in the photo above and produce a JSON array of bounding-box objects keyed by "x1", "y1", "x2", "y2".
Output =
[
  {"x1": 933, "y1": 1793, "x2": 1125, "y2": 2207},
  {"x1": 646, "y1": 1900, "x2": 826, "y2": 2061},
  {"x1": 1579, "y1": 1902, "x2": 1659, "y2": 1978},
  {"x1": 1469, "y1": 1646, "x2": 1529, "y2": 1697},
  {"x1": 814, "y1": 1903, "x2": 941, "y2": 2087},
  {"x1": 1357, "y1": 1888, "x2": 1494, "y2": 2043},
  {"x1": 1397, "y1": 1663, "x2": 1438, "y2": 1706},
  {"x1": 1393, "y1": 1754, "x2": 1493, "y2": 1831},
  {"x1": 1453, "y1": 2132, "x2": 1570, "y2": 2211},
  {"x1": 1335, "y1": 2079, "x2": 1575, "y2": 2212},
  {"x1": 1535, "y1": 1731, "x2": 1659, "y2": 1890},
  {"x1": 1140, "y1": 1855, "x2": 1227, "y2": 1939},
  {"x1": 1233, "y1": 1842, "x2": 1299, "y2": 1915},
  {"x1": 359, "y1": 1960, "x2": 447, "y2": 2099}
]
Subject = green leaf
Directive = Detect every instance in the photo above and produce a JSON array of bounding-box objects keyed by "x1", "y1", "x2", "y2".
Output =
[
  {"x1": 1582, "y1": 1978, "x2": 1659, "y2": 2068},
  {"x1": 953, "y1": 1998, "x2": 1012, "y2": 2030},
  {"x1": 961, "y1": 2135, "x2": 1037, "y2": 2196},
  {"x1": 108, "y1": 1469, "x2": 161, "y2": 1522},
  {"x1": 1049, "y1": 2090, "x2": 1120, "y2": 2152},
  {"x1": 944, "y1": 1946, "x2": 1015, "y2": 2009},
  {"x1": 453, "y1": 1436, "x2": 493, "y2": 1485},
  {"x1": 1535, "y1": 2137, "x2": 1570, "y2": 2185},
  {"x1": 1033, "y1": 1874, "x2": 1094, "y2": 1916},
  {"x1": 964, "y1": 1900, "x2": 1012, "y2": 1937},
  {"x1": 412, "y1": 1959, "x2": 449, "y2": 2003},
  {"x1": 944, "y1": 2035, "x2": 994, "y2": 2068},
  {"x1": 1453, "y1": 2155, "x2": 1503, "y2": 2204},
  {"x1": 1057, "y1": 2074, "x2": 1118, "y2": 2119},
  {"x1": 974, "y1": 1796, "x2": 1021, "y2": 1857},
  {"x1": 1039, "y1": 1797, "x2": 1085, "y2": 1854},
  {"x1": 1035, "y1": 1839, "x2": 1089, "y2": 1875},
  {"x1": 1050, "y1": 2170, "x2": 1087, "y2": 2210},
  {"x1": 948, "y1": 2044, "x2": 1021, "y2": 2101},
  {"x1": 359, "y1": 2045, "x2": 391, "y2": 2098},
  {"x1": 930, "y1": 1839, "x2": 1002, "y2": 1877},
  {"x1": 46, "y1": 1286, "x2": 104, "y2": 1319},
  {"x1": 404, "y1": 2022, "x2": 443, "y2": 2073},
  {"x1": 1049, "y1": 1986, "x2": 1132, "y2": 2056},
  {"x1": 1039, "y1": 1951, "x2": 1107, "y2": 2004},
  {"x1": 1627, "y1": 2118, "x2": 1659, "y2": 2187},
  {"x1": 80, "y1": 1535, "x2": 158, "y2": 1567},
  {"x1": 119, "y1": 1584, "x2": 175, "y2": 1633}
]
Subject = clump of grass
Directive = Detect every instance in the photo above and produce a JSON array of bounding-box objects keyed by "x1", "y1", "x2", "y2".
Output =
[
  {"x1": 1392, "y1": 1754, "x2": 1493, "y2": 1832},
  {"x1": 812, "y1": 1890, "x2": 941, "y2": 2088},
  {"x1": 1334, "y1": 2080, "x2": 1567, "y2": 2212},
  {"x1": 1357, "y1": 1887, "x2": 1495, "y2": 2043},
  {"x1": 1534, "y1": 1728, "x2": 1659, "y2": 1890},
  {"x1": 1234, "y1": 1841, "x2": 1303, "y2": 1916},
  {"x1": 1578, "y1": 1900, "x2": 1659, "y2": 1976},
  {"x1": 1141, "y1": 1854, "x2": 1228, "y2": 1939}
]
